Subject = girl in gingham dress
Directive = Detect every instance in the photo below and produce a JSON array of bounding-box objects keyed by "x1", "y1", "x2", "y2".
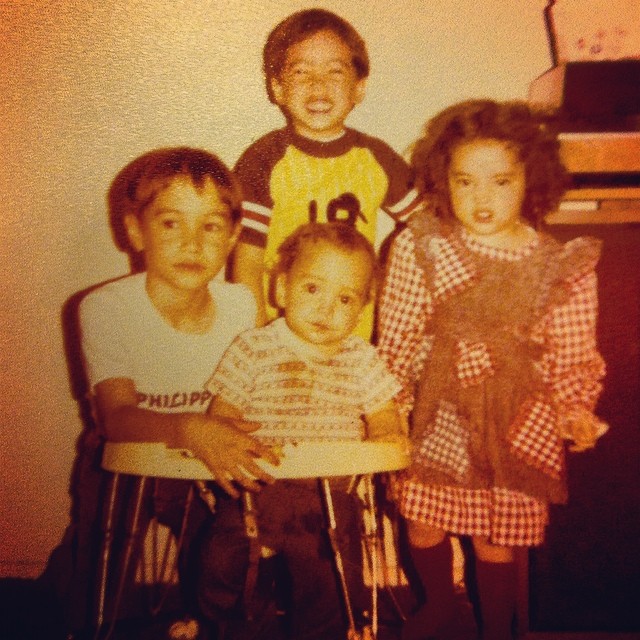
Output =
[{"x1": 377, "y1": 99, "x2": 607, "y2": 640}]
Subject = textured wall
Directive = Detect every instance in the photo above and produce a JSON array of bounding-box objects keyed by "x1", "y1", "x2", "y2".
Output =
[{"x1": 0, "y1": 0, "x2": 551, "y2": 577}]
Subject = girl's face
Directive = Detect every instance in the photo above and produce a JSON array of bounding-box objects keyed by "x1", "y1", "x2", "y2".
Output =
[
  {"x1": 275, "y1": 240, "x2": 371, "y2": 355},
  {"x1": 448, "y1": 138, "x2": 527, "y2": 247}
]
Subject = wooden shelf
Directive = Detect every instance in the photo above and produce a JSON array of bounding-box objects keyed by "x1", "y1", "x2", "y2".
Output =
[
  {"x1": 559, "y1": 131, "x2": 640, "y2": 174},
  {"x1": 546, "y1": 133, "x2": 640, "y2": 224},
  {"x1": 564, "y1": 187, "x2": 640, "y2": 200},
  {"x1": 546, "y1": 206, "x2": 640, "y2": 225}
]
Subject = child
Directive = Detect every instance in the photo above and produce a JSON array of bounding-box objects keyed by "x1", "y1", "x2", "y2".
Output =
[
  {"x1": 232, "y1": 8, "x2": 420, "y2": 331},
  {"x1": 81, "y1": 146, "x2": 279, "y2": 493},
  {"x1": 377, "y1": 100, "x2": 608, "y2": 640},
  {"x1": 79, "y1": 147, "x2": 281, "y2": 634},
  {"x1": 199, "y1": 222, "x2": 407, "y2": 639}
]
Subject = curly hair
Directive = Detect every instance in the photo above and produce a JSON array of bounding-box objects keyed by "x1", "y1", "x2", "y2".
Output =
[
  {"x1": 273, "y1": 222, "x2": 378, "y2": 302},
  {"x1": 263, "y1": 8, "x2": 369, "y2": 104},
  {"x1": 107, "y1": 147, "x2": 242, "y2": 254},
  {"x1": 411, "y1": 99, "x2": 569, "y2": 225}
]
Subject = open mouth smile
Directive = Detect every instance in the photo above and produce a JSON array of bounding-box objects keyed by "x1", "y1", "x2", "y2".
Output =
[{"x1": 306, "y1": 101, "x2": 333, "y2": 114}]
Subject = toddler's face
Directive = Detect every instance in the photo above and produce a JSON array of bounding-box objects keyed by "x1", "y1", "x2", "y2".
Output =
[
  {"x1": 271, "y1": 29, "x2": 366, "y2": 141},
  {"x1": 448, "y1": 139, "x2": 526, "y2": 247},
  {"x1": 124, "y1": 177, "x2": 239, "y2": 296},
  {"x1": 276, "y1": 240, "x2": 371, "y2": 355}
]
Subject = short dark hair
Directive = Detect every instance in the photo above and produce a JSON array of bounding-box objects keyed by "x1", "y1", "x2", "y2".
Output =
[
  {"x1": 411, "y1": 99, "x2": 569, "y2": 225},
  {"x1": 263, "y1": 8, "x2": 369, "y2": 103},
  {"x1": 273, "y1": 222, "x2": 378, "y2": 302},
  {"x1": 108, "y1": 147, "x2": 242, "y2": 254}
]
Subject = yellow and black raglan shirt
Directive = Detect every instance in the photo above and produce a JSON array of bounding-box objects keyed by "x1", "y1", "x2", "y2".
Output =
[{"x1": 234, "y1": 126, "x2": 420, "y2": 334}]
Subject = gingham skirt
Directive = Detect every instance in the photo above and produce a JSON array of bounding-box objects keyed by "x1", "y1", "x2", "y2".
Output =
[{"x1": 399, "y1": 477, "x2": 549, "y2": 547}]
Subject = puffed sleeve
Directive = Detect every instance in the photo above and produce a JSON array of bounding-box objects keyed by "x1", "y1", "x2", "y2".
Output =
[
  {"x1": 377, "y1": 228, "x2": 432, "y2": 414},
  {"x1": 543, "y1": 239, "x2": 605, "y2": 413}
]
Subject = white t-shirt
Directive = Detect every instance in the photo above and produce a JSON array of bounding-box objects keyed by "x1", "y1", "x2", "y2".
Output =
[{"x1": 80, "y1": 272, "x2": 256, "y2": 414}]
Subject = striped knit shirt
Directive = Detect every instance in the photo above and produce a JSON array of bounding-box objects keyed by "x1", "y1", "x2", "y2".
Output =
[{"x1": 207, "y1": 318, "x2": 400, "y2": 444}]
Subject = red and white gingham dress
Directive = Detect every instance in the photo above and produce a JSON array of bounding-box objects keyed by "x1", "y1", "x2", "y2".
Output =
[{"x1": 377, "y1": 215, "x2": 605, "y2": 547}]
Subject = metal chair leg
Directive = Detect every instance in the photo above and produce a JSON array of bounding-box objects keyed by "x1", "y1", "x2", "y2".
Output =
[
  {"x1": 321, "y1": 477, "x2": 362, "y2": 639},
  {"x1": 362, "y1": 475, "x2": 379, "y2": 639},
  {"x1": 98, "y1": 475, "x2": 148, "y2": 640},
  {"x1": 94, "y1": 472, "x2": 120, "y2": 639}
]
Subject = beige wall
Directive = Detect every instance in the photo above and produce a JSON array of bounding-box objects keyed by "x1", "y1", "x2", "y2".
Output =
[{"x1": 0, "y1": 0, "x2": 551, "y2": 577}]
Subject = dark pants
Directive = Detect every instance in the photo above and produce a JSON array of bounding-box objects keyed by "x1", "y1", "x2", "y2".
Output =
[
  {"x1": 40, "y1": 431, "x2": 211, "y2": 634},
  {"x1": 198, "y1": 478, "x2": 365, "y2": 640}
]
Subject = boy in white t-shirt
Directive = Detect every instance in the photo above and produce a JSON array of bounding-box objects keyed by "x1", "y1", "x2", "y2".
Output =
[
  {"x1": 81, "y1": 146, "x2": 279, "y2": 491},
  {"x1": 79, "y1": 147, "x2": 281, "y2": 636}
]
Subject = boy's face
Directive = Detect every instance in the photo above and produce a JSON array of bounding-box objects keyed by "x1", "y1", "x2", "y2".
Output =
[
  {"x1": 124, "y1": 177, "x2": 239, "y2": 297},
  {"x1": 271, "y1": 29, "x2": 366, "y2": 141},
  {"x1": 275, "y1": 239, "x2": 371, "y2": 355}
]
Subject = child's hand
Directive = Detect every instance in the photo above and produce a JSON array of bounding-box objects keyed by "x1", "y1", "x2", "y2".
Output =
[
  {"x1": 184, "y1": 414, "x2": 281, "y2": 498},
  {"x1": 557, "y1": 407, "x2": 609, "y2": 453}
]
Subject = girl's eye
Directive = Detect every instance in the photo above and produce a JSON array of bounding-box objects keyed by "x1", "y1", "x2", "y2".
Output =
[
  {"x1": 454, "y1": 178, "x2": 471, "y2": 187},
  {"x1": 340, "y1": 295, "x2": 353, "y2": 305},
  {"x1": 305, "y1": 283, "x2": 318, "y2": 294},
  {"x1": 203, "y1": 221, "x2": 223, "y2": 233},
  {"x1": 496, "y1": 178, "x2": 511, "y2": 187},
  {"x1": 161, "y1": 218, "x2": 178, "y2": 229}
]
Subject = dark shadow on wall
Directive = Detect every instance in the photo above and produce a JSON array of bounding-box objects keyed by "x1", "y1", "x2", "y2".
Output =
[
  {"x1": 34, "y1": 279, "x2": 142, "y2": 636},
  {"x1": 35, "y1": 283, "x2": 113, "y2": 634}
]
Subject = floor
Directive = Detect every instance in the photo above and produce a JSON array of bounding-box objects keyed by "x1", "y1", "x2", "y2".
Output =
[{"x1": 2, "y1": 578, "x2": 638, "y2": 640}]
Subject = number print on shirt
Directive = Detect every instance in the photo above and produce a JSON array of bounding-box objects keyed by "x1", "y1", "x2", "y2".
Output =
[{"x1": 308, "y1": 192, "x2": 367, "y2": 226}]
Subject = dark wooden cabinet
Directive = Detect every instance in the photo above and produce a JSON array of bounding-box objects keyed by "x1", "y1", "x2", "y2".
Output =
[{"x1": 527, "y1": 127, "x2": 640, "y2": 632}]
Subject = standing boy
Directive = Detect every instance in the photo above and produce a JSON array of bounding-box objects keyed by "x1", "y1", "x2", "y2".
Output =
[{"x1": 232, "y1": 8, "x2": 420, "y2": 330}]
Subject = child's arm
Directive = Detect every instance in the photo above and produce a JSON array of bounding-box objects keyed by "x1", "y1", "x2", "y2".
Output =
[
  {"x1": 94, "y1": 377, "x2": 278, "y2": 497},
  {"x1": 232, "y1": 241, "x2": 268, "y2": 327},
  {"x1": 377, "y1": 229, "x2": 432, "y2": 415},
  {"x1": 543, "y1": 248, "x2": 608, "y2": 452},
  {"x1": 364, "y1": 400, "x2": 409, "y2": 446}
]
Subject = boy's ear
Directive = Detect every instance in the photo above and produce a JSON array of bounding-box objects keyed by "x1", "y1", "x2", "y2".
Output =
[
  {"x1": 274, "y1": 272, "x2": 287, "y2": 309},
  {"x1": 124, "y1": 213, "x2": 145, "y2": 252},
  {"x1": 354, "y1": 78, "x2": 367, "y2": 105},
  {"x1": 270, "y1": 77, "x2": 285, "y2": 106}
]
